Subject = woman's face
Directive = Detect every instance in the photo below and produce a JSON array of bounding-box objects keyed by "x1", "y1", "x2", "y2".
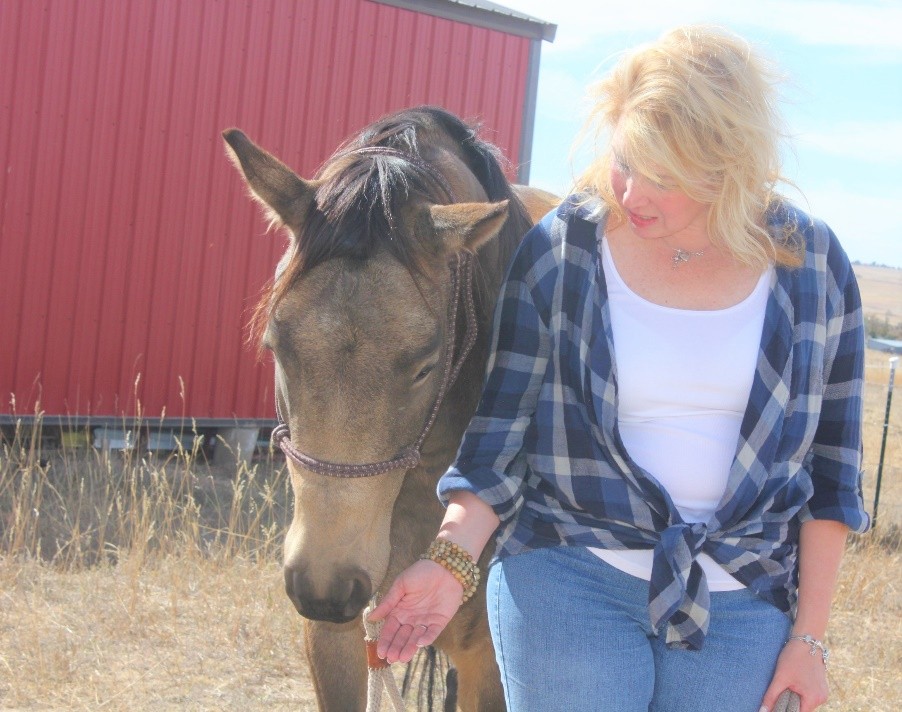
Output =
[{"x1": 609, "y1": 150, "x2": 710, "y2": 245}]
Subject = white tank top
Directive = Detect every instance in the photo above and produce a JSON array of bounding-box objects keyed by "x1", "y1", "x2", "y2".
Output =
[{"x1": 591, "y1": 236, "x2": 772, "y2": 591}]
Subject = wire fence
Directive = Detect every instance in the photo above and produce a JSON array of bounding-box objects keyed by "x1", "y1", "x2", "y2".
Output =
[{"x1": 863, "y1": 355, "x2": 901, "y2": 529}]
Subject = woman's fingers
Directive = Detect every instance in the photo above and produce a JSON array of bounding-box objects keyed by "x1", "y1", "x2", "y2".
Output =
[
  {"x1": 376, "y1": 613, "x2": 452, "y2": 662},
  {"x1": 396, "y1": 623, "x2": 425, "y2": 663},
  {"x1": 758, "y1": 681, "x2": 787, "y2": 712},
  {"x1": 377, "y1": 619, "x2": 418, "y2": 663},
  {"x1": 418, "y1": 622, "x2": 444, "y2": 648}
]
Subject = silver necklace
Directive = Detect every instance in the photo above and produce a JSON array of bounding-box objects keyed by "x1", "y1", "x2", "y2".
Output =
[{"x1": 671, "y1": 247, "x2": 706, "y2": 267}]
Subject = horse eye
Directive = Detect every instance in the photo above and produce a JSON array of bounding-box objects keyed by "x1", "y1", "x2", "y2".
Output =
[{"x1": 414, "y1": 365, "x2": 434, "y2": 382}]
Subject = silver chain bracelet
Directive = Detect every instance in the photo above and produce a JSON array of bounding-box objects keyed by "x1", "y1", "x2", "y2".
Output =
[{"x1": 786, "y1": 634, "x2": 830, "y2": 667}]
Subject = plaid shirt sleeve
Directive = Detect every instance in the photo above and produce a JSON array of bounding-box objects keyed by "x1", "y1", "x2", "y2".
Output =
[
  {"x1": 798, "y1": 224, "x2": 869, "y2": 531},
  {"x1": 438, "y1": 214, "x2": 556, "y2": 522}
]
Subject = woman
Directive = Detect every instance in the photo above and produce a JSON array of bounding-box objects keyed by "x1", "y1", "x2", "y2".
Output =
[{"x1": 371, "y1": 25, "x2": 869, "y2": 712}]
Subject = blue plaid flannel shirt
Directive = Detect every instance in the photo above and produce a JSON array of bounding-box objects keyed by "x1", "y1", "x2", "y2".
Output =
[{"x1": 439, "y1": 195, "x2": 870, "y2": 650}]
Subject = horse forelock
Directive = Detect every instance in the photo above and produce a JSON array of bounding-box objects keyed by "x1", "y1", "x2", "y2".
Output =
[
  {"x1": 315, "y1": 146, "x2": 455, "y2": 257},
  {"x1": 254, "y1": 107, "x2": 533, "y2": 346}
]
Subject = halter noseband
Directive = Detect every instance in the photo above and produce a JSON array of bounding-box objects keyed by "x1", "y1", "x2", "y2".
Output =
[{"x1": 271, "y1": 251, "x2": 477, "y2": 477}]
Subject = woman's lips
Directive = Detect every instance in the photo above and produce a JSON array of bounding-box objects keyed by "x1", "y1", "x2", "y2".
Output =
[{"x1": 627, "y1": 210, "x2": 656, "y2": 228}]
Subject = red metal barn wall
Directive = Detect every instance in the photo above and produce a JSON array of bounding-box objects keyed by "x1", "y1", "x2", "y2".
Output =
[{"x1": 0, "y1": 0, "x2": 538, "y2": 424}]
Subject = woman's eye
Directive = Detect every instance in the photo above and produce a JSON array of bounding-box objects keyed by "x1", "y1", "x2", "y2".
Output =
[{"x1": 652, "y1": 174, "x2": 676, "y2": 190}]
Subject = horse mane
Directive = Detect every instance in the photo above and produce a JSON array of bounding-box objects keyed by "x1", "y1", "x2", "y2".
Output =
[{"x1": 258, "y1": 106, "x2": 532, "y2": 333}]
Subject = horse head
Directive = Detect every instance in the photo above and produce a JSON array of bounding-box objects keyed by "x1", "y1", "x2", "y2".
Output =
[{"x1": 223, "y1": 109, "x2": 529, "y2": 624}]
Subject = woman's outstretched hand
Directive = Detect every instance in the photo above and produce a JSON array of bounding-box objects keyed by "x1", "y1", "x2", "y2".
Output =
[
  {"x1": 371, "y1": 493, "x2": 499, "y2": 663},
  {"x1": 368, "y1": 559, "x2": 465, "y2": 664}
]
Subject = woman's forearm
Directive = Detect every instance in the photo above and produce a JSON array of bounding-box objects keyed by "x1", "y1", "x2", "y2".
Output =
[
  {"x1": 437, "y1": 490, "x2": 501, "y2": 560},
  {"x1": 792, "y1": 518, "x2": 850, "y2": 639}
]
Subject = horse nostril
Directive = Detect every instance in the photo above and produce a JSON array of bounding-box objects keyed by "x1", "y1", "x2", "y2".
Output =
[
  {"x1": 284, "y1": 567, "x2": 306, "y2": 614},
  {"x1": 283, "y1": 565, "x2": 373, "y2": 622},
  {"x1": 341, "y1": 572, "x2": 372, "y2": 620}
]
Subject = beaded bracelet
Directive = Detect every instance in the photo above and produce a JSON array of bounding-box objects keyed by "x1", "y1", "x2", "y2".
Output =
[
  {"x1": 786, "y1": 634, "x2": 830, "y2": 667},
  {"x1": 420, "y1": 538, "x2": 480, "y2": 603}
]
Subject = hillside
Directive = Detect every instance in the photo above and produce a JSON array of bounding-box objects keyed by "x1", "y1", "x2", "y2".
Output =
[{"x1": 853, "y1": 264, "x2": 902, "y2": 327}]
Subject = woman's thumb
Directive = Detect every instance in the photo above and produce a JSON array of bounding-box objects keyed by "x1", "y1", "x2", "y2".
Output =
[
  {"x1": 758, "y1": 681, "x2": 788, "y2": 712},
  {"x1": 367, "y1": 579, "x2": 404, "y2": 622}
]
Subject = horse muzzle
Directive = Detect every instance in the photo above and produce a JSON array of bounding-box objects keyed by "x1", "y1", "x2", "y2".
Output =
[{"x1": 284, "y1": 564, "x2": 373, "y2": 623}]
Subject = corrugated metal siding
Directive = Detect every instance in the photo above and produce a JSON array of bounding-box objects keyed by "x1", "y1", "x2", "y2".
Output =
[{"x1": 0, "y1": 0, "x2": 533, "y2": 422}]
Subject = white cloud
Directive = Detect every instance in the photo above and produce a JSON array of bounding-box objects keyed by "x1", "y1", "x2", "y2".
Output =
[
  {"x1": 756, "y1": 1, "x2": 902, "y2": 49},
  {"x1": 505, "y1": 0, "x2": 902, "y2": 54},
  {"x1": 535, "y1": 68, "x2": 593, "y2": 122},
  {"x1": 796, "y1": 121, "x2": 902, "y2": 164}
]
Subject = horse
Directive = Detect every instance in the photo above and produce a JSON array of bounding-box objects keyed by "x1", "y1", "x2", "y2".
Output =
[{"x1": 223, "y1": 106, "x2": 559, "y2": 711}]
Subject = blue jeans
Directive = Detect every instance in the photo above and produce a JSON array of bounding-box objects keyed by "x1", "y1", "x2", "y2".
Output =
[{"x1": 487, "y1": 546, "x2": 791, "y2": 712}]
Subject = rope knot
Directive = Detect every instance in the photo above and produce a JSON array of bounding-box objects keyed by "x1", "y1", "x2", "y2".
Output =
[{"x1": 362, "y1": 599, "x2": 405, "y2": 712}]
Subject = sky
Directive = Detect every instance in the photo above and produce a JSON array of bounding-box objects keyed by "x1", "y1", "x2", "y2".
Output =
[{"x1": 498, "y1": 0, "x2": 902, "y2": 268}]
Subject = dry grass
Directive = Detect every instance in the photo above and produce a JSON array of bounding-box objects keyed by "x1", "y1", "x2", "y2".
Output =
[
  {"x1": 1, "y1": 349, "x2": 900, "y2": 711},
  {"x1": 0, "y1": 558, "x2": 313, "y2": 711},
  {"x1": 853, "y1": 264, "x2": 902, "y2": 327},
  {"x1": 862, "y1": 352, "x2": 902, "y2": 526},
  {"x1": 830, "y1": 531, "x2": 902, "y2": 712},
  {"x1": 0, "y1": 430, "x2": 316, "y2": 710}
]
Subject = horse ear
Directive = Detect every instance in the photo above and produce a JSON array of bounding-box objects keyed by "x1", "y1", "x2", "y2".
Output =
[
  {"x1": 222, "y1": 128, "x2": 319, "y2": 238},
  {"x1": 429, "y1": 200, "x2": 509, "y2": 253}
]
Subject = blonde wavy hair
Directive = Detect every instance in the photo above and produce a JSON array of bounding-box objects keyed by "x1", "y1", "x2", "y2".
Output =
[{"x1": 575, "y1": 25, "x2": 803, "y2": 267}]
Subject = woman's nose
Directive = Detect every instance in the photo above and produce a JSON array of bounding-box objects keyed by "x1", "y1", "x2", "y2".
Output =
[{"x1": 621, "y1": 176, "x2": 645, "y2": 206}]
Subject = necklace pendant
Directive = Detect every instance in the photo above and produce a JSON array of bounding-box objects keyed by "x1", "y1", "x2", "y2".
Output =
[{"x1": 671, "y1": 247, "x2": 704, "y2": 268}]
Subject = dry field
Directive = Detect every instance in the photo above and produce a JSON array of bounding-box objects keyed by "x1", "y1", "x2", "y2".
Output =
[
  {"x1": 1, "y1": 349, "x2": 900, "y2": 711},
  {"x1": 853, "y1": 264, "x2": 902, "y2": 327}
]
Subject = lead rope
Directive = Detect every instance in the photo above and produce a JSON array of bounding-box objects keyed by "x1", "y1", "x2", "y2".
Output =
[{"x1": 363, "y1": 599, "x2": 405, "y2": 712}]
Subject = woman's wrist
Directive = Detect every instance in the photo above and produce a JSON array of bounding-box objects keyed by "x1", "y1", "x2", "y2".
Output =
[
  {"x1": 437, "y1": 490, "x2": 501, "y2": 560},
  {"x1": 784, "y1": 634, "x2": 830, "y2": 667},
  {"x1": 421, "y1": 538, "x2": 480, "y2": 603},
  {"x1": 789, "y1": 622, "x2": 827, "y2": 640}
]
